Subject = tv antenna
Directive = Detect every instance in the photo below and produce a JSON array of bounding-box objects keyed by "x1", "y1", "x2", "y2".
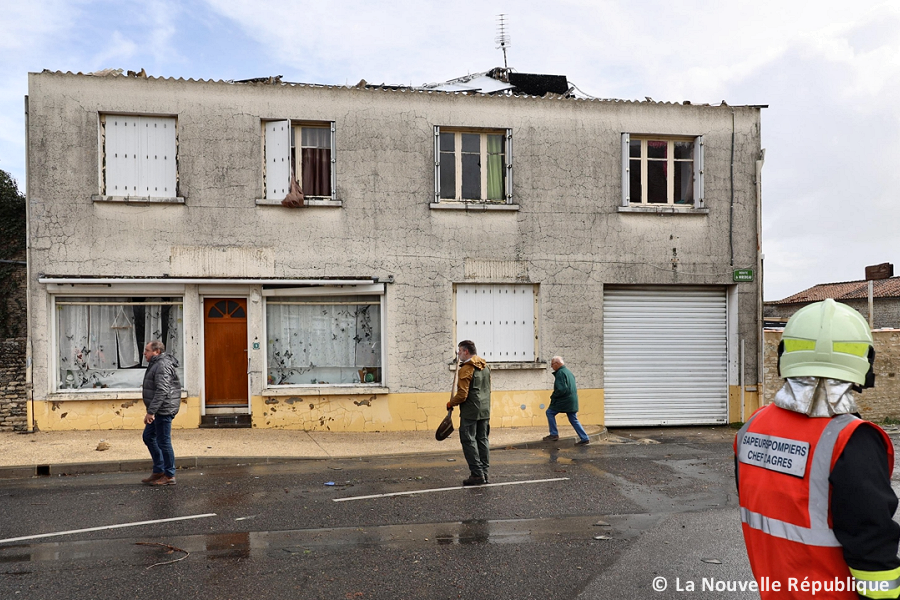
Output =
[{"x1": 496, "y1": 14, "x2": 510, "y2": 69}]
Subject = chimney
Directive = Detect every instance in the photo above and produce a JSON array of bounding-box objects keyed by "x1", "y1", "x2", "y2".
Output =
[{"x1": 865, "y1": 263, "x2": 894, "y2": 280}]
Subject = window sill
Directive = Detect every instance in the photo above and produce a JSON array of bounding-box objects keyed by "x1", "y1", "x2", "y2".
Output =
[
  {"x1": 92, "y1": 195, "x2": 184, "y2": 204},
  {"x1": 430, "y1": 202, "x2": 519, "y2": 212},
  {"x1": 617, "y1": 205, "x2": 709, "y2": 215},
  {"x1": 448, "y1": 361, "x2": 548, "y2": 371},
  {"x1": 262, "y1": 386, "x2": 389, "y2": 396},
  {"x1": 256, "y1": 198, "x2": 342, "y2": 207},
  {"x1": 48, "y1": 390, "x2": 189, "y2": 401}
]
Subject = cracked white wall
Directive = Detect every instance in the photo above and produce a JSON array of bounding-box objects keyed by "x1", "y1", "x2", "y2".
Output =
[{"x1": 26, "y1": 72, "x2": 763, "y2": 424}]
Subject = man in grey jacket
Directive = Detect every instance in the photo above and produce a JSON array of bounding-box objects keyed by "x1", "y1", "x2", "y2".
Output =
[{"x1": 141, "y1": 340, "x2": 181, "y2": 486}]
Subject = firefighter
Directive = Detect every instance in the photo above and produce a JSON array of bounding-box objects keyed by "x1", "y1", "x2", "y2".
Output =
[{"x1": 735, "y1": 299, "x2": 900, "y2": 599}]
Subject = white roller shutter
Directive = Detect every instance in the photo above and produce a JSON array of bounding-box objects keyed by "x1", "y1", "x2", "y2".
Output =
[{"x1": 603, "y1": 286, "x2": 727, "y2": 426}]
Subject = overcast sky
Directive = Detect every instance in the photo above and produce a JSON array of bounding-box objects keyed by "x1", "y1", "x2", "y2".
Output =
[{"x1": 2, "y1": 0, "x2": 898, "y2": 301}]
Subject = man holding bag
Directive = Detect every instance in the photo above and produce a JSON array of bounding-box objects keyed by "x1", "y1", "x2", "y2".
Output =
[{"x1": 447, "y1": 340, "x2": 492, "y2": 486}]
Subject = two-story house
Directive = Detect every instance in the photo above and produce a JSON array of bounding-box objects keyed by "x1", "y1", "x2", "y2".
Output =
[{"x1": 24, "y1": 69, "x2": 764, "y2": 432}]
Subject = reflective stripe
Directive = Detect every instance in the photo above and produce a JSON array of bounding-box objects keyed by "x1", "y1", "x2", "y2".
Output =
[
  {"x1": 740, "y1": 507, "x2": 841, "y2": 547},
  {"x1": 783, "y1": 338, "x2": 816, "y2": 352},
  {"x1": 737, "y1": 411, "x2": 858, "y2": 548},
  {"x1": 808, "y1": 414, "x2": 854, "y2": 529},
  {"x1": 833, "y1": 342, "x2": 870, "y2": 357},
  {"x1": 850, "y1": 566, "x2": 900, "y2": 598}
]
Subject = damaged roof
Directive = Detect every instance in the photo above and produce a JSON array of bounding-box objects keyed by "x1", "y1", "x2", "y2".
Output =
[{"x1": 41, "y1": 68, "x2": 766, "y2": 108}]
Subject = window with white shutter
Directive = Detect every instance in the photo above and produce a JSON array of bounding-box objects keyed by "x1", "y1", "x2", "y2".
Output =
[
  {"x1": 455, "y1": 284, "x2": 536, "y2": 362},
  {"x1": 263, "y1": 120, "x2": 336, "y2": 204},
  {"x1": 101, "y1": 115, "x2": 177, "y2": 198}
]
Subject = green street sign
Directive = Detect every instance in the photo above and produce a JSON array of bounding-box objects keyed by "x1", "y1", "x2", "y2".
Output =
[{"x1": 733, "y1": 269, "x2": 754, "y2": 282}]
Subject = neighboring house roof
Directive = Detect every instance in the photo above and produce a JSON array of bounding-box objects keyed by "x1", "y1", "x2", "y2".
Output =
[{"x1": 767, "y1": 276, "x2": 900, "y2": 305}]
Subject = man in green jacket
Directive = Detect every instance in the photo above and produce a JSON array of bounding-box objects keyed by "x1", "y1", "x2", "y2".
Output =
[
  {"x1": 447, "y1": 340, "x2": 492, "y2": 486},
  {"x1": 545, "y1": 356, "x2": 590, "y2": 445}
]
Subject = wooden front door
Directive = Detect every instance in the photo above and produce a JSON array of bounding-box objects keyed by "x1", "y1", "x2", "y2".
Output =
[{"x1": 204, "y1": 298, "x2": 248, "y2": 407}]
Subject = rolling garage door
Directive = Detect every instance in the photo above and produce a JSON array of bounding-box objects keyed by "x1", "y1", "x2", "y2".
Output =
[{"x1": 603, "y1": 286, "x2": 728, "y2": 426}]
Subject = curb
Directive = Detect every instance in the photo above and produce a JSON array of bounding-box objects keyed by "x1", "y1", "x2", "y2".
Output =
[{"x1": 0, "y1": 429, "x2": 609, "y2": 480}]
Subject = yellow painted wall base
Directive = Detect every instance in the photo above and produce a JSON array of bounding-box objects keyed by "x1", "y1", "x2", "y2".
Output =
[
  {"x1": 32, "y1": 397, "x2": 201, "y2": 431},
  {"x1": 30, "y1": 386, "x2": 763, "y2": 431},
  {"x1": 29, "y1": 390, "x2": 604, "y2": 432},
  {"x1": 253, "y1": 389, "x2": 605, "y2": 431}
]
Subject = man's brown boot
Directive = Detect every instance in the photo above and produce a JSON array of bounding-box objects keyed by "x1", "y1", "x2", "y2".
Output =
[{"x1": 141, "y1": 472, "x2": 165, "y2": 484}]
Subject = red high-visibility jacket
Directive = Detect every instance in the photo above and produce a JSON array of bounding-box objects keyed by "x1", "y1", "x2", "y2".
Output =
[{"x1": 735, "y1": 405, "x2": 899, "y2": 599}]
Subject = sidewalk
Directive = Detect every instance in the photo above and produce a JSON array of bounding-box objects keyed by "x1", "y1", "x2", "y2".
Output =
[{"x1": 0, "y1": 425, "x2": 610, "y2": 479}]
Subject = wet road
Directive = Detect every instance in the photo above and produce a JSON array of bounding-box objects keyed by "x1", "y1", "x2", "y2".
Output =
[{"x1": 0, "y1": 429, "x2": 785, "y2": 599}]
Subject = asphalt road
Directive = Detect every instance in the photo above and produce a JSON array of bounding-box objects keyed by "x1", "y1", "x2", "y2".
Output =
[{"x1": 0, "y1": 428, "x2": 850, "y2": 599}]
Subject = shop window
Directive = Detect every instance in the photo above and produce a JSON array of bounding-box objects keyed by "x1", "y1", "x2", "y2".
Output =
[
  {"x1": 56, "y1": 297, "x2": 184, "y2": 390},
  {"x1": 266, "y1": 295, "x2": 382, "y2": 385}
]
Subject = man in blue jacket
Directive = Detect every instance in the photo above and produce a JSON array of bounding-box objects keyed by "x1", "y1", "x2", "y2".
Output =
[{"x1": 545, "y1": 356, "x2": 590, "y2": 445}]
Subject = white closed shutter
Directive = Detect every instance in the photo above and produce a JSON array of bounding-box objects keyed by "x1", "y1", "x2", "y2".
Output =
[
  {"x1": 603, "y1": 286, "x2": 727, "y2": 426},
  {"x1": 105, "y1": 116, "x2": 140, "y2": 196},
  {"x1": 141, "y1": 116, "x2": 176, "y2": 197},
  {"x1": 456, "y1": 284, "x2": 535, "y2": 362},
  {"x1": 265, "y1": 120, "x2": 291, "y2": 200},
  {"x1": 104, "y1": 116, "x2": 176, "y2": 198}
]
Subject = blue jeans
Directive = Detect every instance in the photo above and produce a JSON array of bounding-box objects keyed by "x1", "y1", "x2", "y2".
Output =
[
  {"x1": 546, "y1": 408, "x2": 589, "y2": 442},
  {"x1": 143, "y1": 414, "x2": 176, "y2": 477}
]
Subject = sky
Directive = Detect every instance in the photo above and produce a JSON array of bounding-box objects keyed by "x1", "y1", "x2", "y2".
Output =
[{"x1": 2, "y1": 0, "x2": 899, "y2": 301}]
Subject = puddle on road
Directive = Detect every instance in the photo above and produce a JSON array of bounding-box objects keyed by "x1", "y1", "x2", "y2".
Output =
[{"x1": 0, "y1": 513, "x2": 661, "y2": 565}]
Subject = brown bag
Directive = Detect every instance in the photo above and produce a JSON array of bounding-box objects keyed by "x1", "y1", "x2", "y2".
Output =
[
  {"x1": 281, "y1": 176, "x2": 305, "y2": 208},
  {"x1": 435, "y1": 408, "x2": 454, "y2": 441}
]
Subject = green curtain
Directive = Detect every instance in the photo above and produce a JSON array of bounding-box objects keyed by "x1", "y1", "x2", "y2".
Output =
[{"x1": 486, "y1": 135, "x2": 505, "y2": 201}]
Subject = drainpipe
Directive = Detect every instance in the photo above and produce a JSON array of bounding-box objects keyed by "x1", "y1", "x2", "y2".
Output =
[
  {"x1": 757, "y1": 146, "x2": 766, "y2": 408},
  {"x1": 24, "y1": 94, "x2": 34, "y2": 433}
]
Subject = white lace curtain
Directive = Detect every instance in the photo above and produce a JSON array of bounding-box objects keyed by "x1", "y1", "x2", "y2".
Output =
[
  {"x1": 57, "y1": 300, "x2": 183, "y2": 388},
  {"x1": 266, "y1": 302, "x2": 380, "y2": 371}
]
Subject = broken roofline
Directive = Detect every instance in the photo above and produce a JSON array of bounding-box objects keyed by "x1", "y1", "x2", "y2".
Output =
[{"x1": 42, "y1": 69, "x2": 767, "y2": 108}]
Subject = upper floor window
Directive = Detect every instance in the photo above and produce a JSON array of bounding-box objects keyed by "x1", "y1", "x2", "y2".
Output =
[
  {"x1": 264, "y1": 120, "x2": 335, "y2": 202},
  {"x1": 455, "y1": 284, "x2": 536, "y2": 362},
  {"x1": 100, "y1": 115, "x2": 178, "y2": 198},
  {"x1": 622, "y1": 134, "x2": 704, "y2": 208},
  {"x1": 435, "y1": 127, "x2": 512, "y2": 204}
]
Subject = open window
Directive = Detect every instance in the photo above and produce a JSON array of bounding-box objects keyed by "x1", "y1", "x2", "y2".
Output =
[
  {"x1": 264, "y1": 120, "x2": 336, "y2": 203},
  {"x1": 621, "y1": 134, "x2": 704, "y2": 208}
]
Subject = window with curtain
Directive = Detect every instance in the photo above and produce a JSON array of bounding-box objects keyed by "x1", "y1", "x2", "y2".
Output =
[
  {"x1": 263, "y1": 120, "x2": 335, "y2": 202},
  {"x1": 266, "y1": 295, "x2": 382, "y2": 386},
  {"x1": 624, "y1": 135, "x2": 702, "y2": 206},
  {"x1": 56, "y1": 297, "x2": 184, "y2": 390},
  {"x1": 437, "y1": 127, "x2": 510, "y2": 203}
]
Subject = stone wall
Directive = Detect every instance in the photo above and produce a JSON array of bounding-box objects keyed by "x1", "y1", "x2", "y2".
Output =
[
  {"x1": 0, "y1": 338, "x2": 27, "y2": 431},
  {"x1": 763, "y1": 329, "x2": 900, "y2": 422}
]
